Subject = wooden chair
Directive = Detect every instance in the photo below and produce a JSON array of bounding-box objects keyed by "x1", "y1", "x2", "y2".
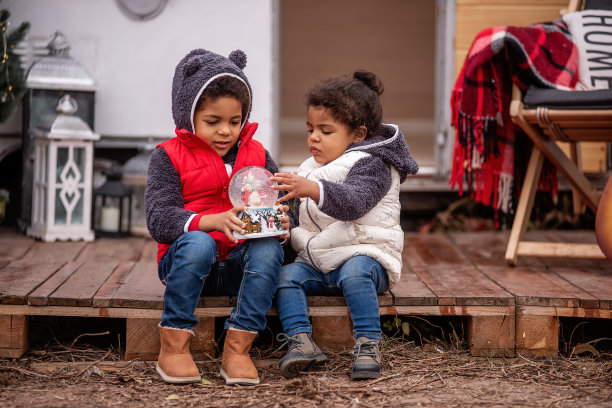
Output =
[{"x1": 504, "y1": 0, "x2": 612, "y2": 265}]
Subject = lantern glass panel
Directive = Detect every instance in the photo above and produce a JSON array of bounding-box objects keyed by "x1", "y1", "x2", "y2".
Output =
[
  {"x1": 29, "y1": 89, "x2": 95, "y2": 130},
  {"x1": 56, "y1": 146, "x2": 85, "y2": 184},
  {"x1": 54, "y1": 190, "x2": 67, "y2": 225},
  {"x1": 71, "y1": 189, "x2": 84, "y2": 224},
  {"x1": 56, "y1": 147, "x2": 68, "y2": 182},
  {"x1": 74, "y1": 148, "x2": 85, "y2": 179}
]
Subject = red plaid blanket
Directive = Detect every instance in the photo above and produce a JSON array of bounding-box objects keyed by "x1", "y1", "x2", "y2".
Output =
[{"x1": 449, "y1": 21, "x2": 579, "y2": 222}]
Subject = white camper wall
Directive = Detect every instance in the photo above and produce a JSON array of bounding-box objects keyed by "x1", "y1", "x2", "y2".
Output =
[{"x1": 0, "y1": 0, "x2": 278, "y2": 156}]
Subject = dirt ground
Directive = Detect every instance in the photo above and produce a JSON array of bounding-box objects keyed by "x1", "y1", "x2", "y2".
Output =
[{"x1": 1, "y1": 329, "x2": 611, "y2": 408}]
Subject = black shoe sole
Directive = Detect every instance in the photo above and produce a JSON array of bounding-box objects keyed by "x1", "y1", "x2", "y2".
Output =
[
  {"x1": 351, "y1": 371, "x2": 381, "y2": 380},
  {"x1": 279, "y1": 356, "x2": 327, "y2": 379}
]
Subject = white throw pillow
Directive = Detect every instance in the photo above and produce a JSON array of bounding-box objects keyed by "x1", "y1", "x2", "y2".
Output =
[{"x1": 563, "y1": 9, "x2": 612, "y2": 90}]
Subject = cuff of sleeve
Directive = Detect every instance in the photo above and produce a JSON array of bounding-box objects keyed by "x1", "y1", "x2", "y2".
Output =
[
  {"x1": 316, "y1": 180, "x2": 325, "y2": 209},
  {"x1": 186, "y1": 213, "x2": 200, "y2": 232}
]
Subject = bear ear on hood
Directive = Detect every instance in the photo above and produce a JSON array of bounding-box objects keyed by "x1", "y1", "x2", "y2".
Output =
[
  {"x1": 229, "y1": 50, "x2": 247, "y2": 69},
  {"x1": 183, "y1": 57, "x2": 202, "y2": 78}
]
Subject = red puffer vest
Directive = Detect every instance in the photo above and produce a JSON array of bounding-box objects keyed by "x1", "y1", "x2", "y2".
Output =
[{"x1": 156, "y1": 122, "x2": 265, "y2": 262}]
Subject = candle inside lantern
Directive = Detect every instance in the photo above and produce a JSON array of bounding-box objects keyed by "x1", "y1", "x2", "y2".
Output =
[{"x1": 100, "y1": 206, "x2": 120, "y2": 232}]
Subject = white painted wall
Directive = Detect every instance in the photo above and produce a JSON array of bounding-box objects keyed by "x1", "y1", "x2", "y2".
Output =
[{"x1": 0, "y1": 0, "x2": 278, "y2": 156}]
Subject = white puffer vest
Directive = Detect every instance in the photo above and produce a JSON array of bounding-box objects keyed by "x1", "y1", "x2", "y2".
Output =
[{"x1": 291, "y1": 150, "x2": 403, "y2": 288}]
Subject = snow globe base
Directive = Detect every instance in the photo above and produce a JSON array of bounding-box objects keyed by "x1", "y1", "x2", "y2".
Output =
[{"x1": 233, "y1": 205, "x2": 287, "y2": 240}]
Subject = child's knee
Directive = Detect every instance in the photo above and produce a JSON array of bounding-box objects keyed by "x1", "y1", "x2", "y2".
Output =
[
  {"x1": 277, "y1": 264, "x2": 305, "y2": 288},
  {"x1": 178, "y1": 231, "x2": 217, "y2": 263},
  {"x1": 339, "y1": 256, "x2": 381, "y2": 281},
  {"x1": 248, "y1": 237, "x2": 284, "y2": 261}
]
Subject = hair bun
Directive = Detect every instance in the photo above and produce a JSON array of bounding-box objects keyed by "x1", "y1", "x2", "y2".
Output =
[{"x1": 353, "y1": 70, "x2": 383, "y2": 95}]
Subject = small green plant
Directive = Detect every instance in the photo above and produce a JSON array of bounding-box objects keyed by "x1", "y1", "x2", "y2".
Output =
[{"x1": 382, "y1": 316, "x2": 410, "y2": 337}]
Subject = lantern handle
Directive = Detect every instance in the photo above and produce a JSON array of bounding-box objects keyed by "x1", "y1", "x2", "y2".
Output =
[{"x1": 57, "y1": 94, "x2": 78, "y2": 116}]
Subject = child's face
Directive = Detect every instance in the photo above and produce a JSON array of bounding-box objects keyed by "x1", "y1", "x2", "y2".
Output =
[
  {"x1": 306, "y1": 105, "x2": 365, "y2": 165},
  {"x1": 193, "y1": 96, "x2": 242, "y2": 157}
]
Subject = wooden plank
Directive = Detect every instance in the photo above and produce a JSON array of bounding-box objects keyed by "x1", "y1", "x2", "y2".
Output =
[
  {"x1": 413, "y1": 265, "x2": 513, "y2": 306},
  {"x1": 198, "y1": 296, "x2": 237, "y2": 308},
  {"x1": 552, "y1": 267, "x2": 612, "y2": 310},
  {"x1": 20, "y1": 240, "x2": 86, "y2": 263},
  {"x1": 111, "y1": 262, "x2": 164, "y2": 308},
  {"x1": 138, "y1": 239, "x2": 158, "y2": 262},
  {"x1": 412, "y1": 267, "x2": 455, "y2": 305},
  {"x1": 520, "y1": 231, "x2": 605, "y2": 268},
  {"x1": 480, "y1": 265, "x2": 581, "y2": 307},
  {"x1": 402, "y1": 233, "x2": 471, "y2": 268},
  {"x1": 0, "y1": 304, "x2": 515, "y2": 319},
  {"x1": 28, "y1": 261, "x2": 83, "y2": 306},
  {"x1": 467, "y1": 314, "x2": 515, "y2": 357},
  {"x1": 541, "y1": 267, "x2": 601, "y2": 309},
  {"x1": 74, "y1": 237, "x2": 147, "y2": 263},
  {"x1": 516, "y1": 315, "x2": 559, "y2": 357},
  {"x1": 0, "y1": 227, "x2": 35, "y2": 263},
  {"x1": 559, "y1": 142, "x2": 607, "y2": 173},
  {"x1": 199, "y1": 294, "x2": 392, "y2": 309},
  {"x1": 391, "y1": 264, "x2": 437, "y2": 306},
  {"x1": 92, "y1": 262, "x2": 136, "y2": 307},
  {"x1": 450, "y1": 231, "x2": 543, "y2": 268},
  {"x1": 309, "y1": 294, "x2": 392, "y2": 307},
  {"x1": 517, "y1": 242, "x2": 606, "y2": 260},
  {"x1": 0, "y1": 261, "x2": 64, "y2": 305},
  {"x1": 455, "y1": 3, "x2": 566, "y2": 51},
  {"x1": 518, "y1": 305, "x2": 612, "y2": 319},
  {"x1": 0, "y1": 315, "x2": 29, "y2": 358},
  {"x1": 124, "y1": 317, "x2": 216, "y2": 360},
  {"x1": 312, "y1": 315, "x2": 353, "y2": 351},
  {"x1": 535, "y1": 230, "x2": 610, "y2": 268},
  {"x1": 48, "y1": 261, "x2": 119, "y2": 307}
]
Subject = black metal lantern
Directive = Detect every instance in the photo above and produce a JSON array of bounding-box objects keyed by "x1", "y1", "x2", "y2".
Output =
[
  {"x1": 21, "y1": 31, "x2": 96, "y2": 232},
  {"x1": 92, "y1": 162, "x2": 132, "y2": 237},
  {"x1": 122, "y1": 143, "x2": 153, "y2": 236}
]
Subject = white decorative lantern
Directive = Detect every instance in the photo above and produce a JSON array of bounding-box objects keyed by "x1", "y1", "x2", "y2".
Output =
[
  {"x1": 27, "y1": 94, "x2": 99, "y2": 241},
  {"x1": 22, "y1": 31, "x2": 96, "y2": 231}
]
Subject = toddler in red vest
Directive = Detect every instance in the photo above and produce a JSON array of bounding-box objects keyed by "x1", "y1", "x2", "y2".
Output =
[{"x1": 145, "y1": 48, "x2": 290, "y2": 385}]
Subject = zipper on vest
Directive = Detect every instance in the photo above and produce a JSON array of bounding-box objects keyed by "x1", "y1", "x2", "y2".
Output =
[
  {"x1": 304, "y1": 172, "x2": 322, "y2": 232},
  {"x1": 222, "y1": 186, "x2": 228, "y2": 199}
]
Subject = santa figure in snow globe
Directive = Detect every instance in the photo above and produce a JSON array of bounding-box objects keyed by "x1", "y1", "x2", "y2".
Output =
[{"x1": 229, "y1": 166, "x2": 287, "y2": 239}]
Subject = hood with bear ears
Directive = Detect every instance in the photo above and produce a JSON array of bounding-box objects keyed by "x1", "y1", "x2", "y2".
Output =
[
  {"x1": 346, "y1": 123, "x2": 418, "y2": 183},
  {"x1": 171, "y1": 48, "x2": 252, "y2": 133}
]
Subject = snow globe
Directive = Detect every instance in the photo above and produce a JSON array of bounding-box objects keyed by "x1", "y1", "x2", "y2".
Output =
[{"x1": 228, "y1": 166, "x2": 287, "y2": 239}]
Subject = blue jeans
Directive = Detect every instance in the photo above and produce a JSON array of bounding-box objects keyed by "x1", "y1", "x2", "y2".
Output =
[
  {"x1": 276, "y1": 256, "x2": 389, "y2": 340},
  {"x1": 158, "y1": 231, "x2": 283, "y2": 333}
]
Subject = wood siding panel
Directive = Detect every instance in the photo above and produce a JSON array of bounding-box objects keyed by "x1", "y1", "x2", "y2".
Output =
[{"x1": 455, "y1": 1, "x2": 567, "y2": 78}]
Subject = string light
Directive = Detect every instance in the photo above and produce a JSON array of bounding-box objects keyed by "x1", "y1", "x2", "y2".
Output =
[{"x1": 0, "y1": 9, "x2": 29, "y2": 122}]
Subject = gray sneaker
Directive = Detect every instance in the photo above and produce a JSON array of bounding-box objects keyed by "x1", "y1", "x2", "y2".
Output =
[
  {"x1": 351, "y1": 337, "x2": 381, "y2": 380},
  {"x1": 276, "y1": 333, "x2": 327, "y2": 378}
]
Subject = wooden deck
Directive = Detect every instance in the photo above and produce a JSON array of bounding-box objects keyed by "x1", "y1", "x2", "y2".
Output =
[{"x1": 0, "y1": 226, "x2": 610, "y2": 360}]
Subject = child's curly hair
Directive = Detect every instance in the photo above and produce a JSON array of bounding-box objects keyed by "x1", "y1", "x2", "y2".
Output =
[
  {"x1": 196, "y1": 75, "x2": 250, "y2": 122},
  {"x1": 306, "y1": 70, "x2": 384, "y2": 137}
]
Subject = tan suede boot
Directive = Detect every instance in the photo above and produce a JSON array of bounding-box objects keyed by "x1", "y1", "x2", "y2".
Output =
[
  {"x1": 220, "y1": 328, "x2": 259, "y2": 385},
  {"x1": 156, "y1": 327, "x2": 201, "y2": 384}
]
